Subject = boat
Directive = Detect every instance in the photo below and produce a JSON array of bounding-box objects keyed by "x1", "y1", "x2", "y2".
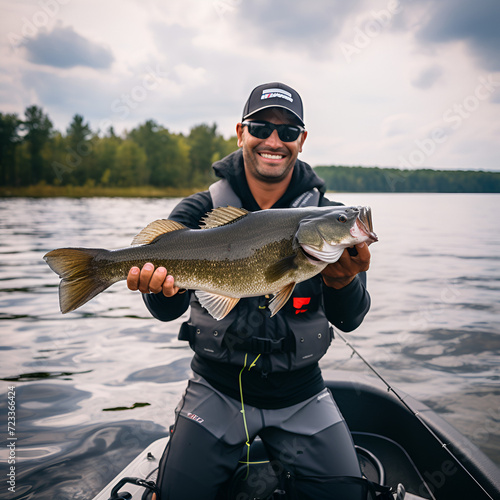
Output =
[{"x1": 92, "y1": 370, "x2": 500, "y2": 500}]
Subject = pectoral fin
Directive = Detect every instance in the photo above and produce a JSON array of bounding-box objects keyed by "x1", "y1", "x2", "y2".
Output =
[
  {"x1": 268, "y1": 282, "x2": 296, "y2": 317},
  {"x1": 195, "y1": 290, "x2": 240, "y2": 320},
  {"x1": 264, "y1": 255, "x2": 298, "y2": 282}
]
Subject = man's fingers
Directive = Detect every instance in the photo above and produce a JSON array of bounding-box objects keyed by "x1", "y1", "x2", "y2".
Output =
[
  {"x1": 323, "y1": 244, "x2": 371, "y2": 277},
  {"x1": 162, "y1": 274, "x2": 180, "y2": 297},
  {"x1": 138, "y1": 263, "x2": 155, "y2": 294},
  {"x1": 336, "y1": 248, "x2": 353, "y2": 267},
  {"x1": 149, "y1": 267, "x2": 167, "y2": 294},
  {"x1": 355, "y1": 242, "x2": 370, "y2": 261},
  {"x1": 321, "y1": 242, "x2": 372, "y2": 289},
  {"x1": 127, "y1": 267, "x2": 141, "y2": 291},
  {"x1": 352, "y1": 243, "x2": 371, "y2": 271},
  {"x1": 128, "y1": 264, "x2": 178, "y2": 296}
]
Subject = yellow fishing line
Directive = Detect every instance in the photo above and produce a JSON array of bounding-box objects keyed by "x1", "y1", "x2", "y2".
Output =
[
  {"x1": 249, "y1": 353, "x2": 261, "y2": 370},
  {"x1": 238, "y1": 353, "x2": 261, "y2": 480}
]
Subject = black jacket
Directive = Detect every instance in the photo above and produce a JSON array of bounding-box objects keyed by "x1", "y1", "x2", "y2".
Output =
[{"x1": 143, "y1": 149, "x2": 371, "y2": 408}]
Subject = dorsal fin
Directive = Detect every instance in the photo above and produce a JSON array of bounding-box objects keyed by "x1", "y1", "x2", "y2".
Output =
[
  {"x1": 132, "y1": 219, "x2": 186, "y2": 245},
  {"x1": 200, "y1": 206, "x2": 249, "y2": 229}
]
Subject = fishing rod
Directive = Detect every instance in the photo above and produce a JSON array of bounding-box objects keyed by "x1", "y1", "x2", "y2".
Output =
[{"x1": 335, "y1": 330, "x2": 495, "y2": 500}]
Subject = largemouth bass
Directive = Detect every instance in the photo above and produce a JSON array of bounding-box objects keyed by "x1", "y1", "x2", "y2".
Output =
[{"x1": 43, "y1": 205, "x2": 377, "y2": 320}]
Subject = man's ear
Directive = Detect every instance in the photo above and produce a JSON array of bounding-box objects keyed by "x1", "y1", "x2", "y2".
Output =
[
  {"x1": 299, "y1": 130, "x2": 308, "y2": 153},
  {"x1": 236, "y1": 122, "x2": 244, "y2": 148}
]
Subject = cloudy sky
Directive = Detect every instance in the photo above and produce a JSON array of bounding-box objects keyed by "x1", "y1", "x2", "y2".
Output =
[{"x1": 1, "y1": 0, "x2": 499, "y2": 170}]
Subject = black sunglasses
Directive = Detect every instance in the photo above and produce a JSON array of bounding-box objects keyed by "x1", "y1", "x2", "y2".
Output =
[{"x1": 241, "y1": 121, "x2": 305, "y2": 142}]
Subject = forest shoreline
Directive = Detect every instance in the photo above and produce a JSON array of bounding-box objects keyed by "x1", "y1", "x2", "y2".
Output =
[{"x1": 0, "y1": 184, "x2": 202, "y2": 198}]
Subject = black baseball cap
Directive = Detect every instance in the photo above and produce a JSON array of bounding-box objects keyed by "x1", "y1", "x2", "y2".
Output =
[{"x1": 242, "y1": 82, "x2": 304, "y2": 126}]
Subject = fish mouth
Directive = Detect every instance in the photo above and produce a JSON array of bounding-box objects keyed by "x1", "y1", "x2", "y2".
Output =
[
  {"x1": 300, "y1": 247, "x2": 324, "y2": 265},
  {"x1": 355, "y1": 207, "x2": 378, "y2": 243},
  {"x1": 299, "y1": 241, "x2": 345, "y2": 264}
]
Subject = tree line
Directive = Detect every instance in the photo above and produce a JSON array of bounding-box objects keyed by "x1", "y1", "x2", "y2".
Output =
[
  {"x1": 0, "y1": 106, "x2": 238, "y2": 189},
  {"x1": 314, "y1": 165, "x2": 500, "y2": 193},
  {"x1": 1, "y1": 106, "x2": 498, "y2": 193}
]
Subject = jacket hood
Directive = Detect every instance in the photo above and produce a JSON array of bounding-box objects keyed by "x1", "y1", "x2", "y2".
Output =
[{"x1": 212, "y1": 149, "x2": 326, "y2": 210}]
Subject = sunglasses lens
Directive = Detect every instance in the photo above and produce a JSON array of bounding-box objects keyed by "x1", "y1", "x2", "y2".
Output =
[
  {"x1": 244, "y1": 122, "x2": 302, "y2": 142},
  {"x1": 248, "y1": 123, "x2": 272, "y2": 139},
  {"x1": 278, "y1": 126, "x2": 300, "y2": 142}
]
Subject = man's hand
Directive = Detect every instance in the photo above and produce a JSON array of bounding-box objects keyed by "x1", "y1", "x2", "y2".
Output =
[
  {"x1": 127, "y1": 263, "x2": 180, "y2": 296},
  {"x1": 321, "y1": 242, "x2": 371, "y2": 289}
]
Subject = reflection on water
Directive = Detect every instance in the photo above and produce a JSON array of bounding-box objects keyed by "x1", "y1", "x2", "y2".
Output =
[
  {"x1": 1, "y1": 370, "x2": 93, "y2": 382},
  {"x1": 103, "y1": 402, "x2": 151, "y2": 412},
  {"x1": 0, "y1": 194, "x2": 499, "y2": 499},
  {"x1": 126, "y1": 357, "x2": 193, "y2": 383}
]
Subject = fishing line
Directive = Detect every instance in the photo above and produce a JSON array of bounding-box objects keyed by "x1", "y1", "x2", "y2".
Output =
[
  {"x1": 238, "y1": 353, "x2": 263, "y2": 480},
  {"x1": 335, "y1": 330, "x2": 495, "y2": 500}
]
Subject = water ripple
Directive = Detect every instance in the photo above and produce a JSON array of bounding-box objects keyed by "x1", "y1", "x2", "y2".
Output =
[{"x1": 1, "y1": 194, "x2": 499, "y2": 499}]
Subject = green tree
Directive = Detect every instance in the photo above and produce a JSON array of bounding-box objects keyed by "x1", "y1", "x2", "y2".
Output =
[
  {"x1": 213, "y1": 134, "x2": 238, "y2": 164},
  {"x1": 155, "y1": 129, "x2": 192, "y2": 187},
  {"x1": 0, "y1": 113, "x2": 22, "y2": 186},
  {"x1": 128, "y1": 120, "x2": 167, "y2": 186},
  {"x1": 188, "y1": 123, "x2": 218, "y2": 186},
  {"x1": 93, "y1": 132, "x2": 122, "y2": 186},
  {"x1": 67, "y1": 114, "x2": 92, "y2": 149},
  {"x1": 49, "y1": 131, "x2": 71, "y2": 185},
  {"x1": 113, "y1": 140, "x2": 148, "y2": 186},
  {"x1": 22, "y1": 105, "x2": 53, "y2": 185},
  {"x1": 65, "y1": 114, "x2": 93, "y2": 185}
]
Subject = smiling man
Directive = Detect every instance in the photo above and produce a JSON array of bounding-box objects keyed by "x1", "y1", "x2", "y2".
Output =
[
  {"x1": 127, "y1": 82, "x2": 372, "y2": 499},
  {"x1": 239, "y1": 85, "x2": 307, "y2": 187}
]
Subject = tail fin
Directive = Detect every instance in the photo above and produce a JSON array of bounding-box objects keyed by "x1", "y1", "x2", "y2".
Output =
[{"x1": 43, "y1": 248, "x2": 114, "y2": 314}]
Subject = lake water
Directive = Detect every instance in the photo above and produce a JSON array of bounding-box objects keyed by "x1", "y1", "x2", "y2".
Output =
[{"x1": 1, "y1": 193, "x2": 499, "y2": 499}]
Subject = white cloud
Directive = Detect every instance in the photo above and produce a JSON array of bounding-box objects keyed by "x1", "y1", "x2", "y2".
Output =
[
  {"x1": 1, "y1": 0, "x2": 499, "y2": 170},
  {"x1": 411, "y1": 65, "x2": 443, "y2": 89}
]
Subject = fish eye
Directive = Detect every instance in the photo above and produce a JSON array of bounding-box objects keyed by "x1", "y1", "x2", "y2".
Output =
[{"x1": 338, "y1": 214, "x2": 347, "y2": 223}]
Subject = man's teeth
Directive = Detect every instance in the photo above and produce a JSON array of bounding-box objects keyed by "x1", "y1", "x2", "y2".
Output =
[{"x1": 260, "y1": 153, "x2": 284, "y2": 159}]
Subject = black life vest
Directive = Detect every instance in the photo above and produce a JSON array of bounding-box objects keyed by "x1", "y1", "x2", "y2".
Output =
[{"x1": 178, "y1": 179, "x2": 333, "y2": 373}]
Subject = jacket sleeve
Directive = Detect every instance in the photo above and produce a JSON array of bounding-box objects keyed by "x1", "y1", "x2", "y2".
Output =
[
  {"x1": 142, "y1": 290, "x2": 191, "y2": 322},
  {"x1": 322, "y1": 272, "x2": 371, "y2": 332},
  {"x1": 142, "y1": 191, "x2": 212, "y2": 321},
  {"x1": 165, "y1": 190, "x2": 212, "y2": 228}
]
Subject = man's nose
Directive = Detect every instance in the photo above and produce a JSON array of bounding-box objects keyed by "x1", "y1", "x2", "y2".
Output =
[{"x1": 262, "y1": 129, "x2": 283, "y2": 148}]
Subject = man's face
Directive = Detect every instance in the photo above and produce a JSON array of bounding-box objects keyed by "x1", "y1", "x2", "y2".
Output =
[{"x1": 236, "y1": 108, "x2": 307, "y2": 185}]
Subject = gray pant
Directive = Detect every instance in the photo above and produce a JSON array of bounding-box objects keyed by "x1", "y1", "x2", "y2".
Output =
[{"x1": 156, "y1": 374, "x2": 363, "y2": 499}]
